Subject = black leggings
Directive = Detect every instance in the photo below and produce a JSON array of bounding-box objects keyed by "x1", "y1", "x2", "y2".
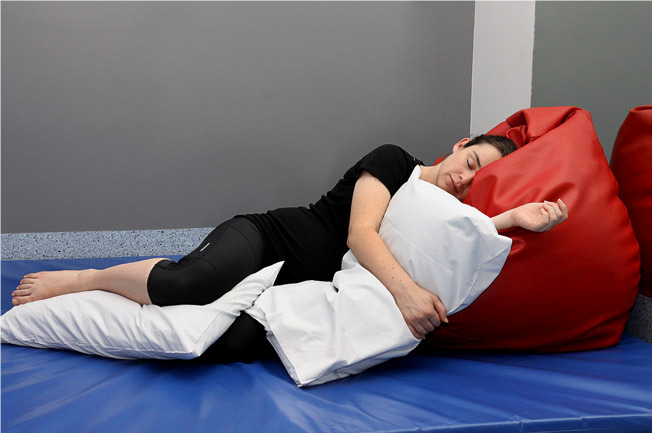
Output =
[{"x1": 147, "y1": 217, "x2": 276, "y2": 362}]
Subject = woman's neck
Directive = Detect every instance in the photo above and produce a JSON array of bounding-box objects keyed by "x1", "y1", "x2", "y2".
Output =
[{"x1": 419, "y1": 164, "x2": 439, "y2": 186}]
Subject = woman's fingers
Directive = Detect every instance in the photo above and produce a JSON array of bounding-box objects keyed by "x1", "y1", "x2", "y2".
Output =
[
  {"x1": 546, "y1": 203, "x2": 558, "y2": 230},
  {"x1": 408, "y1": 325, "x2": 423, "y2": 340},
  {"x1": 408, "y1": 311, "x2": 446, "y2": 340},
  {"x1": 422, "y1": 320, "x2": 436, "y2": 334},
  {"x1": 538, "y1": 206, "x2": 552, "y2": 231},
  {"x1": 412, "y1": 323, "x2": 434, "y2": 340},
  {"x1": 400, "y1": 290, "x2": 449, "y2": 340},
  {"x1": 544, "y1": 201, "x2": 563, "y2": 219},
  {"x1": 539, "y1": 199, "x2": 569, "y2": 231},
  {"x1": 431, "y1": 294, "x2": 449, "y2": 324},
  {"x1": 413, "y1": 322, "x2": 431, "y2": 340},
  {"x1": 421, "y1": 296, "x2": 448, "y2": 337},
  {"x1": 416, "y1": 312, "x2": 438, "y2": 336},
  {"x1": 542, "y1": 202, "x2": 557, "y2": 220},
  {"x1": 558, "y1": 198, "x2": 569, "y2": 219}
]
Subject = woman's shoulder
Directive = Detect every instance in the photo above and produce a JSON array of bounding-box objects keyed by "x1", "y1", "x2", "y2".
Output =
[
  {"x1": 362, "y1": 144, "x2": 424, "y2": 168},
  {"x1": 368, "y1": 143, "x2": 409, "y2": 156},
  {"x1": 347, "y1": 144, "x2": 423, "y2": 196}
]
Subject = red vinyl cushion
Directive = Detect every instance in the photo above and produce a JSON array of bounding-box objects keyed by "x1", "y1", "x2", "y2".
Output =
[
  {"x1": 426, "y1": 106, "x2": 640, "y2": 352},
  {"x1": 610, "y1": 106, "x2": 652, "y2": 298}
]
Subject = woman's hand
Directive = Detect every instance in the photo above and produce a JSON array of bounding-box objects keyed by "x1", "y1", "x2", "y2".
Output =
[
  {"x1": 493, "y1": 199, "x2": 569, "y2": 232},
  {"x1": 511, "y1": 199, "x2": 569, "y2": 232},
  {"x1": 393, "y1": 284, "x2": 448, "y2": 340}
]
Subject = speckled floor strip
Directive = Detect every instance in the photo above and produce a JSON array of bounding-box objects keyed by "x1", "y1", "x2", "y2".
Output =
[
  {"x1": 1, "y1": 228, "x2": 213, "y2": 260},
  {"x1": 625, "y1": 294, "x2": 652, "y2": 343}
]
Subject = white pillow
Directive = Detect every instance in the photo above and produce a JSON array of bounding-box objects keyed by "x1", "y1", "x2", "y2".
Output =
[
  {"x1": 1, "y1": 262, "x2": 283, "y2": 359},
  {"x1": 247, "y1": 252, "x2": 421, "y2": 386},
  {"x1": 379, "y1": 165, "x2": 512, "y2": 314},
  {"x1": 248, "y1": 166, "x2": 512, "y2": 386}
]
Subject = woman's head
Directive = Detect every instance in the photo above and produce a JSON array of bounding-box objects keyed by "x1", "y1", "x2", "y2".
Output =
[{"x1": 430, "y1": 134, "x2": 517, "y2": 201}]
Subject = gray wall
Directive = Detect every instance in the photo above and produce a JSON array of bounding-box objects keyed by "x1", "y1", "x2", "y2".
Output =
[
  {"x1": 2, "y1": 1, "x2": 475, "y2": 234},
  {"x1": 532, "y1": 1, "x2": 652, "y2": 159}
]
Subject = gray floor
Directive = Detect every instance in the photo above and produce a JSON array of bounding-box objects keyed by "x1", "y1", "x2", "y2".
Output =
[
  {"x1": 626, "y1": 294, "x2": 652, "y2": 343},
  {"x1": 1, "y1": 228, "x2": 212, "y2": 260}
]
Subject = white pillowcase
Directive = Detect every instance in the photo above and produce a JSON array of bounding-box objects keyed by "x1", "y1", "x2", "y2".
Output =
[
  {"x1": 248, "y1": 166, "x2": 512, "y2": 386},
  {"x1": 1, "y1": 262, "x2": 283, "y2": 359},
  {"x1": 247, "y1": 252, "x2": 421, "y2": 386},
  {"x1": 379, "y1": 165, "x2": 513, "y2": 314}
]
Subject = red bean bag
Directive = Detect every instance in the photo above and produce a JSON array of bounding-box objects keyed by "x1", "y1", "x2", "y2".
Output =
[
  {"x1": 610, "y1": 105, "x2": 652, "y2": 298},
  {"x1": 426, "y1": 106, "x2": 640, "y2": 352}
]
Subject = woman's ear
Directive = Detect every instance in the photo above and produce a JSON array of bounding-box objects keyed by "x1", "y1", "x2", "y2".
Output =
[{"x1": 452, "y1": 137, "x2": 470, "y2": 153}]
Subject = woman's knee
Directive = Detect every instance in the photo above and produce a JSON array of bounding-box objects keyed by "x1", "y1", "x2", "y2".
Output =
[
  {"x1": 146, "y1": 218, "x2": 268, "y2": 307},
  {"x1": 147, "y1": 259, "x2": 223, "y2": 306}
]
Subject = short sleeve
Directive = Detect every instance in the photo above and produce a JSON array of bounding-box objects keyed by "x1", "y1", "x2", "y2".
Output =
[{"x1": 355, "y1": 144, "x2": 424, "y2": 196}]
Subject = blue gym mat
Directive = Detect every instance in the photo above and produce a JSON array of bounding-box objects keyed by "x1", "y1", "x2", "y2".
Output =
[{"x1": 2, "y1": 257, "x2": 651, "y2": 433}]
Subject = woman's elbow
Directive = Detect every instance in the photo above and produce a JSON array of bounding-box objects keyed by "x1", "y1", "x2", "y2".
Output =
[
  {"x1": 347, "y1": 225, "x2": 373, "y2": 250},
  {"x1": 346, "y1": 232, "x2": 357, "y2": 250}
]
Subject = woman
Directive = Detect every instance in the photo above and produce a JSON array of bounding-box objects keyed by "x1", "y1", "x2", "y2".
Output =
[{"x1": 12, "y1": 135, "x2": 568, "y2": 361}]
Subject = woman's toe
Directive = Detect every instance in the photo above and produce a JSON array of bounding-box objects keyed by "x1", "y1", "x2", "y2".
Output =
[
  {"x1": 13, "y1": 294, "x2": 33, "y2": 305},
  {"x1": 13, "y1": 289, "x2": 30, "y2": 297}
]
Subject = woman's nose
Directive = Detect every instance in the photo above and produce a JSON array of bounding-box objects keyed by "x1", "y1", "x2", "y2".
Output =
[{"x1": 460, "y1": 171, "x2": 475, "y2": 185}]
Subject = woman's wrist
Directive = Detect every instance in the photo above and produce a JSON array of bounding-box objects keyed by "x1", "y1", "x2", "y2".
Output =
[{"x1": 491, "y1": 209, "x2": 516, "y2": 231}]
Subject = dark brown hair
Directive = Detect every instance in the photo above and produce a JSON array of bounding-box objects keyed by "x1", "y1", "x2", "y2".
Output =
[{"x1": 465, "y1": 134, "x2": 517, "y2": 157}]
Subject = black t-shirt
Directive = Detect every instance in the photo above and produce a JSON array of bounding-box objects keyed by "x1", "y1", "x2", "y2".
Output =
[{"x1": 241, "y1": 144, "x2": 424, "y2": 284}]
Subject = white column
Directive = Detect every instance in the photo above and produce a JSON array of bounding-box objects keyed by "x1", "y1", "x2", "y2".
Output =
[{"x1": 470, "y1": 1, "x2": 536, "y2": 136}]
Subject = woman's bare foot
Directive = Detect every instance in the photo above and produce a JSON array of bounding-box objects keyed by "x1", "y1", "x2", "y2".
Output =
[
  {"x1": 10, "y1": 258, "x2": 165, "y2": 306},
  {"x1": 12, "y1": 270, "x2": 91, "y2": 306}
]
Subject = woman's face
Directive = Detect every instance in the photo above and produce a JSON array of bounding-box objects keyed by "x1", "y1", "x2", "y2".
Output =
[{"x1": 435, "y1": 140, "x2": 503, "y2": 201}]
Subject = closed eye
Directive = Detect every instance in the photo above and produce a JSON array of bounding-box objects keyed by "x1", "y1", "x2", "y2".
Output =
[{"x1": 472, "y1": 150, "x2": 482, "y2": 168}]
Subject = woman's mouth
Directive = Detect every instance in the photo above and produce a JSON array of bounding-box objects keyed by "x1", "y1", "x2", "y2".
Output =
[{"x1": 449, "y1": 176, "x2": 459, "y2": 194}]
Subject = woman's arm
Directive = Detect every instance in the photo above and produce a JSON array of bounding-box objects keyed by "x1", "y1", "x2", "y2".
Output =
[
  {"x1": 492, "y1": 199, "x2": 569, "y2": 231},
  {"x1": 348, "y1": 171, "x2": 448, "y2": 340}
]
